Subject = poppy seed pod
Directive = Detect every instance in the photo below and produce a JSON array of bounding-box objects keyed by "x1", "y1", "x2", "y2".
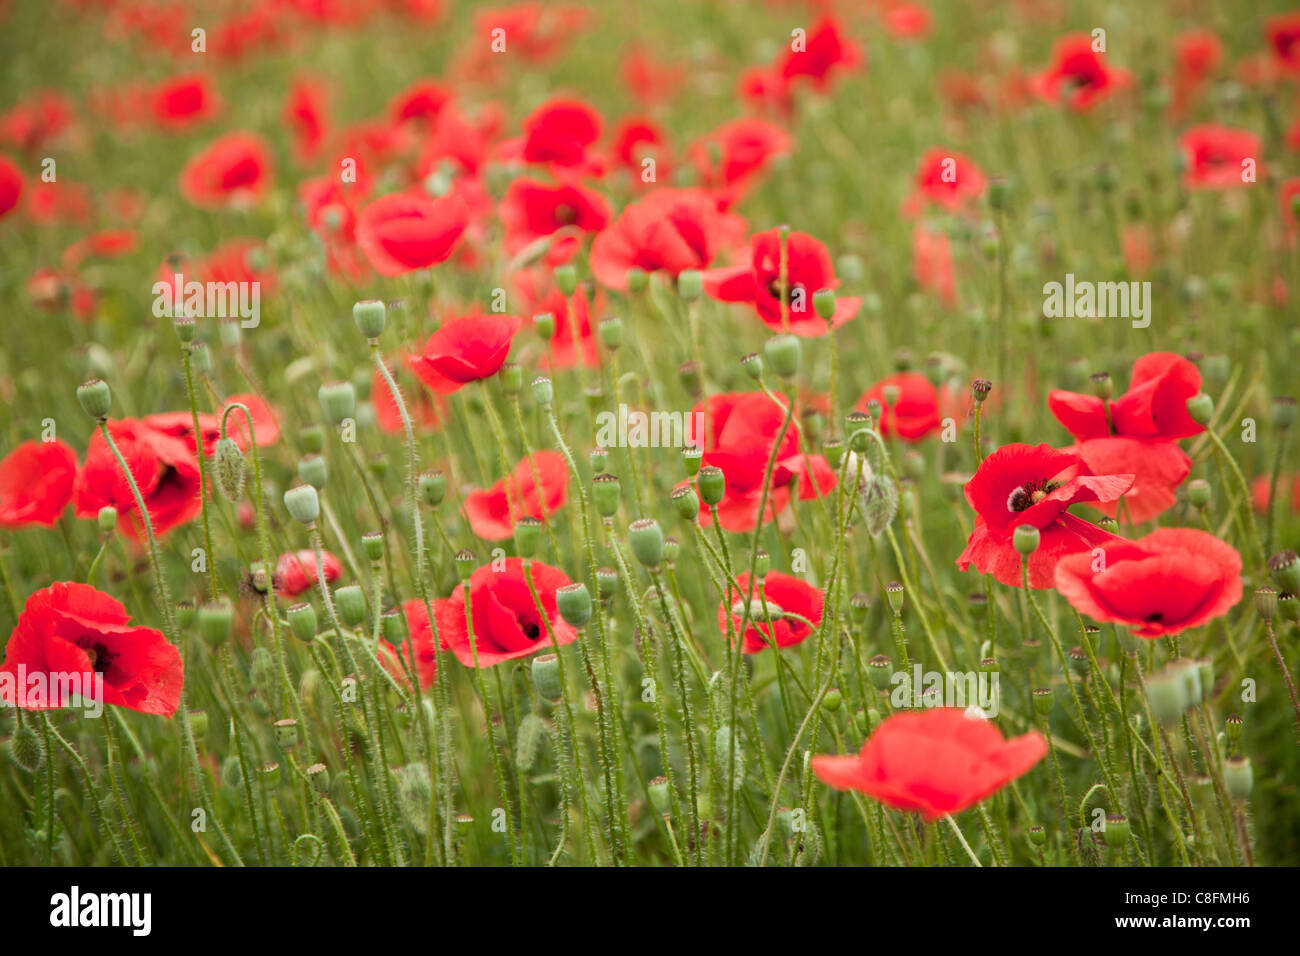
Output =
[
  {"x1": 300, "y1": 424, "x2": 326, "y2": 454},
  {"x1": 197, "y1": 598, "x2": 234, "y2": 649},
  {"x1": 1223, "y1": 756, "x2": 1253, "y2": 800},
  {"x1": 628, "y1": 518, "x2": 664, "y2": 568},
  {"x1": 849, "y1": 592, "x2": 870, "y2": 625},
  {"x1": 590, "y1": 447, "x2": 608, "y2": 473},
  {"x1": 625, "y1": 267, "x2": 648, "y2": 294},
  {"x1": 334, "y1": 585, "x2": 366, "y2": 628},
  {"x1": 76, "y1": 379, "x2": 112, "y2": 419},
  {"x1": 514, "y1": 516, "x2": 541, "y2": 557},
  {"x1": 353, "y1": 299, "x2": 387, "y2": 339},
  {"x1": 1013, "y1": 523, "x2": 1040, "y2": 556},
  {"x1": 454, "y1": 549, "x2": 477, "y2": 581},
  {"x1": 597, "y1": 315, "x2": 623, "y2": 350},
  {"x1": 1268, "y1": 550, "x2": 1300, "y2": 596},
  {"x1": 554, "y1": 264, "x2": 578, "y2": 297},
  {"x1": 382, "y1": 609, "x2": 406, "y2": 646},
  {"x1": 647, "y1": 775, "x2": 671, "y2": 814},
  {"x1": 971, "y1": 378, "x2": 992, "y2": 403},
  {"x1": 532, "y1": 654, "x2": 564, "y2": 701},
  {"x1": 741, "y1": 352, "x2": 764, "y2": 382},
  {"x1": 867, "y1": 655, "x2": 893, "y2": 691},
  {"x1": 215, "y1": 437, "x2": 246, "y2": 501},
  {"x1": 533, "y1": 312, "x2": 556, "y2": 341},
  {"x1": 1089, "y1": 371, "x2": 1113, "y2": 400},
  {"x1": 671, "y1": 484, "x2": 700, "y2": 520},
  {"x1": 418, "y1": 469, "x2": 446, "y2": 507},
  {"x1": 592, "y1": 472, "x2": 621, "y2": 518},
  {"x1": 283, "y1": 485, "x2": 320, "y2": 525},
  {"x1": 663, "y1": 536, "x2": 680, "y2": 566},
  {"x1": 1185, "y1": 392, "x2": 1214, "y2": 426},
  {"x1": 175, "y1": 600, "x2": 196, "y2": 628},
  {"x1": 682, "y1": 444, "x2": 702, "y2": 476},
  {"x1": 318, "y1": 381, "x2": 356, "y2": 424},
  {"x1": 297, "y1": 453, "x2": 327, "y2": 490},
  {"x1": 173, "y1": 315, "x2": 196, "y2": 342},
  {"x1": 822, "y1": 689, "x2": 843, "y2": 712},
  {"x1": 764, "y1": 333, "x2": 800, "y2": 379},
  {"x1": 1272, "y1": 396, "x2": 1296, "y2": 429},
  {"x1": 1145, "y1": 668, "x2": 1187, "y2": 724},
  {"x1": 595, "y1": 566, "x2": 618, "y2": 600},
  {"x1": 677, "y1": 269, "x2": 703, "y2": 301},
  {"x1": 824, "y1": 438, "x2": 845, "y2": 470},
  {"x1": 287, "y1": 602, "x2": 318, "y2": 642},
  {"x1": 813, "y1": 288, "x2": 836, "y2": 321},
  {"x1": 753, "y1": 548, "x2": 771, "y2": 579},
  {"x1": 1255, "y1": 587, "x2": 1278, "y2": 621},
  {"x1": 885, "y1": 581, "x2": 904, "y2": 615},
  {"x1": 1032, "y1": 686, "x2": 1054, "y2": 717},
  {"x1": 361, "y1": 531, "x2": 384, "y2": 563},
  {"x1": 189, "y1": 709, "x2": 209, "y2": 738},
  {"x1": 1186, "y1": 478, "x2": 1211, "y2": 509},
  {"x1": 96, "y1": 505, "x2": 118, "y2": 535},
  {"x1": 500, "y1": 362, "x2": 522, "y2": 395},
  {"x1": 261, "y1": 761, "x2": 282, "y2": 786},
  {"x1": 556, "y1": 582, "x2": 593, "y2": 629},
  {"x1": 274, "y1": 719, "x2": 299, "y2": 751},
  {"x1": 531, "y1": 376, "x2": 554, "y2": 406},
  {"x1": 1027, "y1": 825, "x2": 1047, "y2": 848},
  {"x1": 306, "y1": 763, "x2": 330, "y2": 794},
  {"x1": 697, "y1": 465, "x2": 725, "y2": 506}
]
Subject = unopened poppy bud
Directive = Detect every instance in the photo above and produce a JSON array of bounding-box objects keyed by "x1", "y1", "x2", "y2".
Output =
[
  {"x1": 677, "y1": 360, "x2": 702, "y2": 396},
  {"x1": 677, "y1": 269, "x2": 703, "y2": 301},
  {"x1": 697, "y1": 465, "x2": 725, "y2": 506},
  {"x1": 297, "y1": 453, "x2": 327, "y2": 490},
  {"x1": 533, "y1": 312, "x2": 556, "y2": 341},
  {"x1": 971, "y1": 378, "x2": 992, "y2": 404},
  {"x1": 1032, "y1": 687, "x2": 1054, "y2": 716},
  {"x1": 1027, "y1": 825, "x2": 1047, "y2": 847},
  {"x1": 77, "y1": 379, "x2": 112, "y2": 419},
  {"x1": 596, "y1": 566, "x2": 618, "y2": 600},
  {"x1": 598, "y1": 316, "x2": 623, "y2": 350},
  {"x1": 514, "y1": 516, "x2": 541, "y2": 557},
  {"x1": 283, "y1": 485, "x2": 319, "y2": 525},
  {"x1": 97, "y1": 505, "x2": 117, "y2": 534},
  {"x1": 741, "y1": 352, "x2": 764, "y2": 382},
  {"x1": 819, "y1": 688, "x2": 843, "y2": 713},
  {"x1": 629, "y1": 518, "x2": 664, "y2": 568},
  {"x1": 663, "y1": 536, "x2": 680, "y2": 566},
  {"x1": 382, "y1": 609, "x2": 406, "y2": 646},
  {"x1": 1185, "y1": 392, "x2": 1214, "y2": 426},
  {"x1": 1268, "y1": 550, "x2": 1300, "y2": 595},
  {"x1": 306, "y1": 762, "x2": 330, "y2": 794},
  {"x1": 1223, "y1": 756, "x2": 1253, "y2": 800},
  {"x1": 353, "y1": 299, "x2": 387, "y2": 339},
  {"x1": 1146, "y1": 668, "x2": 1187, "y2": 724},
  {"x1": 454, "y1": 549, "x2": 476, "y2": 581},
  {"x1": 531, "y1": 376, "x2": 554, "y2": 406},
  {"x1": 189, "y1": 709, "x2": 209, "y2": 738},
  {"x1": 1272, "y1": 395, "x2": 1297, "y2": 429},
  {"x1": 867, "y1": 655, "x2": 893, "y2": 690},
  {"x1": 592, "y1": 472, "x2": 621, "y2": 517},
  {"x1": 671, "y1": 484, "x2": 700, "y2": 520},
  {"x1": 1102, "y1": 814, "x2": 1130, "y2": 848},
  {"x1": 764, "y1": 333, "x2": 800, "y2": 379},
  {"x1": 532, "y1": 654, "x2": 564, "y2": 701},
  {"x1": 1186, "y1": 478, "x2": 1211, "y2": 509},
  {"x1": 500, "y1": 362, "x2": 522, "y2": 395},
  {"x1": 556, "y1": 583, "x2": 593, "y2": 629},
  {"x1": 554, "y1": 265, "x2": 578, "y2": 297},
  {"x1": 418, "y1": 469, "x2": 446, "y2": 507},
  {"x1": 213, "y1": 438, "x2": 246, "y2": 501},
  {"x1": 1013, "y1": 523, "x2": 1040, "y2": 556},
  {"x1": 885, "y1": 581, "x2": 904, "y2": 615},
  {"x1": 361, "y1": 531, "x2": 384, "y2": 563},
  {"x1": 287, "y1": 602, "x2": 317, "y2": 642},
  {"x1": 197, "y1": 598, "x2": 234, "y2": 649},
  {"x1": 334, "y1": 585, "x2": 366, "y2": 628},
  {"x1": 1089, "y1": 371, "x2": 1113, "y2": 400},
  {"x1": 11, "y1": 722, "x2": 45, "y2": 772},
  {"x1": 274, "y1": 719, "x2": 299, "y2": 751},
  {"x1": 318, "y1": 382, "x2": 356, "y2": 424},
  {"x1": 682, "y1": 444, "x2": 703, "y2": 476},
  {"x1": 1255, "y1": 586, "x2": 1278, "y2": 621}
]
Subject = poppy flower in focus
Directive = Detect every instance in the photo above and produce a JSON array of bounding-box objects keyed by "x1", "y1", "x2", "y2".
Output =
[
  {"x1": 956, "y1": 442, "x2": 1133, "y2": 588},
  {"x1": 589, "y1": 187, "x2": 747, "y2": 290},
  {"x1": 520, "y1": 98, "x2": 602, "y2": 168},
  {"x1": 73, "y1": 418, "x2": 202, "y2": 540},
  {"x1": 1266, "y1": 11, "x2": 1300, "y2": 74},
  {"x1": 143, "y1": 392, "x2": 280, "y2": 458},
  {"x1": 355, "y1": 192, "x2": 468, "y2": 276},
  {"x1": 410, "y1": 311, "x2": 522, "y2": 394},
  {"x1": 1030, "y1": 33, "x2": 1132, "y2": 111},
  {"x1": 1054, "y1": 528, "x2": 1242, "y2": 638},
  {"x1": 0, "y1": 439, "x2": 77, "y2": 528},
  {"x1": 1179, "y1": 125, "x2": 1262, "y2": 190},
  {"x1": 152, "y1": 73, "x2": 219, "y2": 129},
  {"x1": 436, "y1": 558, "x2": 579, "y2": 667},
  {"x1": 499, "y1": 178, "x2": 610, "y2": 266},
  {"x1": 906, "y1": 148, "x2": 987, "y2": 215},
  {"x1": 180, "y1": 132, "x2": 273, "y2": 208},
  {"x1": 0, "y1": 582, "x2": 183, "y2": 717},
  {"x1": 1048, "y1": 352, "x2": 1202, "y2": 523},
  {"x1": 856, "y1": 372, "x2": 950, "y2": 441},
  {"x1": 464, "y1": 450, "x2": 569, "y2": 541},
  {"x1": 0, "y1": 155, "x2": 23, "y2": 219},
  {"x1": 812, "y1": 709, "x2": 1047, "y2": 819},
  {"x1": 718, "y1": 571, "x2": 825, "y2": 654},
  {"x1": 702, "y1": 228, "x2": 859, "y2": 335},
  {"x1": 275, "y1": 549, "x2": 342, "y2": 597}
]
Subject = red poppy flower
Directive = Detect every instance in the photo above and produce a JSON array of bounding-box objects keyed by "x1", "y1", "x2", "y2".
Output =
[
  {"x1": 73, "y1": 419, "x2": 202, "y2": 540},
  {"x1": 62, "y1": 229, "x2": 137, "y2": 269},
  {"x1": 610, "y1": 116, "x2": 671, "y2": 181},
  {"x1": 152, "y1": 73, "x2": 219, "y2": 129},
  {"x1": 410, "y1": 311, "x2": 522, "y2": 394},
  {"x1": 622, "y1": 48, "x2": 684, "y2": 105},
  {"x1": 0, "y1": 439, "x2": 77, "y2": 528},
  {"x1": 388, "y1": 78, "x2": 452, "y2": 126},
  {"x1": 355, "y1": 192, "x2": 468, "y2": 276},
  {"x1": 144, "y1": 393, "x2": 280, "y2": 458},
  {"x1": 1054, "y1": 528, "x2": 1241, "y2": 638},
  {"x1": 285, "y1": 77, "x2": 329, "y2": 164},
  {"x1": 371, "y1": 356, "x2": 445, "y2": 433},
  {"x1": 474, "y1": 3, "x2": 590, "y2": 63},
  {"x1": 590, "y1": 187, "x2": 747, "y2": 290},
  {"x1": 381, "y1": 598, "x2": 441, "y2": 689},
  {"x1": 1179, "y1": 125, "x2": 1262, "y2": 190},
  {"x1": 777, "y1": 15, "x2": 862, "y2": 91},
  {"x1": 520, "y1": 98, "x2": 602, "y2": 168},
  {"x1": 956, "y1": 442, "x2": 1133, "y2": 588},
  {"x1": 1172, "y1": 30, "x2": 1221, "y2": 115},
  {"x1": 906, "y1": 148, "x2": 986, "y2": 215},
  {"x1": 1266, "y1": 11, "x2": 1300, "y2": 73},
  {"x1": 717, "y1": 571, "x2": 824, "y2": 654},
  {"x1": 881, "y1": 2, "x2": 932, "y2": 40},
  {"x1": 1281, "y1": 178, "x2": 1300, "y2": 239},
  {"x1": 436, "y1": 557, "x2": 579, "y2": 667},
  {"x1": 688, "y1": 118, "x2": 793, "y2": 205},
  {"x1": 24, "y1": 179, "x2": 91, "y2": 224},
  {"x1": 1030, "y1": 33, "x2": 1133, "y2": 111},
  {"x1": 912, "y1": 222, "x2": 957, "y2": 306},
  {"x1": 702, "y1": 228, "x2": 859, "y2": 335},
  {"x1": 1048, "y1": 352, "x2": 1201, "y2": 523},
  {"x1": 812, "y1": 709, "x2": 1047, "y2": 819},
  {"x1": 275, "y1": 549, "x2": 342, "y2": 597},
  {"x1": 180, "y1": 132, "x2": 273, "y2": 208},
  {"x1": 1252, "y1": 472, "x2": 1300, "y2": 514},
  {"x1": 0, "y1": 155, "x2": 23, "y2": 219},
  {"x1": 464, "y1": 450, "x2": 568, "y2": 541},
  {"x1": 0, "y1": 91, "x2": 74, "y2": 153},
  {"x1": 512, "y1": 270, "x2": 600, "y2": 369},
  {"x1": 0, "y1": 582, "x2": 183, "y2": 717},
  {"x1": 856, "y1": 372, "x2": 947, "y2": 441},
  {"x1": 499, "y1": 178, "x2": 610, "y2": 265}
]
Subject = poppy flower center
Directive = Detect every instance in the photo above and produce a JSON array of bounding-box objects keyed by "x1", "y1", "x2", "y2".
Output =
[
  {"x1": 1006, "y1": 480, "x2": 1061, "y2": 513},
  {"x1": 554, "y1": 203, "x2": 577, "y2": 225},
  {"x1": 76, "y1": 636, "x2": 117, "y2": 675}
]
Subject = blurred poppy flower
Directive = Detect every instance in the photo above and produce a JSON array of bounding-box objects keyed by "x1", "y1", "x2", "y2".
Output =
[
  {"x1": 180, "y1": 132, "x2": 273, "y2": 208},
  {"x1": 0, "y1": 155, "x2": 23, "y2": 219},
  {"x1": 411, "y1": 311, "x2": 523, "y2": 394},
  {"x1": 912, "y1": 222, "x2": 957, "y2": 306},
  {"x1": 388, "y1": 78, "x2": 452, "y2": 126},
  {"x1": 0, "y1": 91, "x2": 74, "y2": 153},
  {"x1": 499, "y1": 178, "x2": 610, "y2": 266},
  {"x1": 609, "y1": 116, "x2": 671, "y2": 188},
  {"x1": 474, "y1": 3, "x2": 590, "y2": 63},
  {"x1": 718, "y1": 571, "x2": 824, "y2": 654},
  {"x1": 0, "y1": 582, "x2": 183, "y2": 717},
  {"x1": 856, "y1": 372, "x2": 951, "y2": 441},
  {"x1": 382, "y1": 598, "x2": 441, "y2": 689},
  {"x1": 520, "y1": 98, "x2": 603, "y2": 169},
  {"x1": 1179, "y1": 124, "x2": 1262, "y2": 190},
  {"x1": 285, "y1": 77, "x2": 329, "y2": 164},
  {"x1": 0, "y1": 439, "x2": 77, "y2": 528},
  {"x1": 622, "y1": 47, "x2": 684, "y2": 105},
  {"x1": 1030, "y1": 33, "x2": 1132, "y2": 110},
  {"x1": 689, "y1": 118, "x2": 793, "y2": 205},
  {"x1": 275, "y1": 549, "x2": 342, "y2": 597},
  {"x1": 1252, "y1": 471, "x2": 1300, "y2": 514},
  {"x1": 906, "y1": 148, "x2": 986, "y2": 215},
  {"x1": 464, "y1": 450, "x2": 568, "y2": 541},
  {"x1": 512, "y1": 270, "x2": 600, "y2": 369},
  {"x1": 355, "y1": 192, "x2": 468, "y2": 276},
  {"x1": 371, "y1": 356, "x2": 445, "y2": 433},
  {"x1": 777, "y1": 15, "x2": 862, "y2": 91},
  {"x1": 1171, "y1": 30, "x2": 1221, "y2": 116},
  {"x1": 1266, "y1": 11, "x2": 1300, "y2": 73},
  {"x1": 881, "y1": 2, "x2": 932, "y2": 40},
  {"x1": 812, "y1": 709, "x2": 1047, "y2": 819},
  {"x1": 152, "y1": 73, "x2": 219, "y2": 129}
]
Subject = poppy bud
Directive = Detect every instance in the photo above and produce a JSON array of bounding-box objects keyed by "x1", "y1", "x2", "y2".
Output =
[
  {"x1": 741, "y1": 352, "x2": 764, "y2": 382},
  {"x1": 1185, "y1": 393, "x2": 1214, "y2": 426},
  {"x1": 274, "y1": 718, "x2": 299, "y2": 751},
  {"x1": 598, "y1": 316, "x2": 623, "y2": 350},
  {"x1": 1272, "y1": 395, "x2": 1296, "y2": 429},
  {"x1": 353, "y1": 299, "x2": 387, "y2": 340},
  {"x1": 318, "y1": 382, "x2": 356, "y2": 425},
  {"x1": 197, "y1": 598, "x2": 234, "y2": 649},
  {"x1": 77, "y1": 379, "x2": 112, "y2": 419},
  {"x1": 971, "y1": 379, "x2": 992, "y2": 404},
  {"x1": 822, "y1": 689, "x2": 843, "y2": 713},
  {"x1": 418, "y1": 469, "x2": 446, "y2": 507},
  {"x1": 515, "y1": 712, "x2": 545, "y2": 772},
  {"x1": 1145, "y1": 668, "x2": 1187, "y2": 724},
  {"x1": 10, "y1": 721, "x2": 45, "y2": 772},
  {"x1": 360, "y1": 531, "x2": 384, "y2": 563},
  {"x1": 532, "y1": 654, "x2": 564, "y2": 701},
  {"x1": 500, "y1": 363, "x2": 522, "y2": 395},
  {"x1": 283, "y1": 485, "x2": 320, "y2": 526},
  {"x1": 677, "y1": 360, "x2": 702, "y2": 396},
  {"x1": 1255, "y1": 587, "x2": 1278, "y2": 621},
  {"x1": 382, "y1": 609, "x2": 406, "y2": 646},
  {"x1": 596, "y1": 566, "x2": 618, "y2": 600},
  {"x1": 628, "y1": 518, "x2": 664, "y2": 568},
  {"x1": 287, "y1": 602, "x2": 317, "y2": 642},
  {"x1": 334, "y1": 585, "x2": 366, "y2": 628},
  {"x1": 752, "y1": 548, "x2": 772, "y2": 579},
  {"x1": 1032, "y1": 687, "x2": 1054, "y2": 716},
  {"x1": 556, "y1": 583, "x2": 593, "y2": 629},
  {"x1": 297, "y1": 453, "x2": 327, "y2": 490},
  {"x1": 682, "y1": 444, "x2": 702, "y2": 476},
  {"x1": 1186, "y1": 478, "x2": 1211, "y2": 509},
  {"x1": 697, "y1": 465, "x2": 725, "y2": 506},
  {"x1": 677, "y1": 269, "x2": 703, "y2": 301},
  {"x1": 554, "y1": 265, "x2": 578, "y2": 297},
  {"x1": 1223, "y1": 756, "x2": 1253, "y2": 800},
  {"x1": 1268, "y1": 550, "x2": 1300, "y2": 595},
  {"x1": 514, "y1": 516, "x2": 541, "y2": 557},
  {"x1": 531, "y1": 376, "x2": 554, "y2": 406},
  {"x1": 96, "y1": 505, "x2": 117, "y2": 535},
  {"x1": 626, "y1": 268, "x2": 648, "y2": 294},
  {"x1": 210, "y1": 437, "x2": 245, "y2": 501},
  {"x1": 1013, "y1": 523, "x2": 1040, "y2": 556},
  {"x1": 764, "y1": 334, "x2": 800, "y2": 379},
  {"x1": 671, "y1": 484, "x2": 700, "y2": 520},
  {"x1": 533, "y1": 312, "x2": 556, "y2": 341},
  {"x1": 885, "y1": 581, "x2": 904, "y2": 615}
]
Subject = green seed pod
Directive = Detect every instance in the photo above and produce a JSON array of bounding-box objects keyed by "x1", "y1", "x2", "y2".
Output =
[
  {"x1": 647, "y1": 776, "x2": 672, "y2": 814},
  {"x1": 663, "y1": 536, "x2": 680, "y2": 566},
  {"x1": 813, "y1": 288, "x2": 836, "y2": 320},
  {"x1": 297, "y1": 452, "x2": 327, "y2": 490},
  {"x1": 1223, "y1": 756, "x2": 1253, "y2": 800},
  {"x1": 628, "y1": 518, "x2": 664, "y2": 568},
  {"x1": 596, "y1": 566, "x2": 618, "y2": 600},
  {"x1": 361, "y1": 531, "x2": 384, "y2": 563},
  {"x1": 1026, "y1": 825, "x2": 1047, "y2": 848},
  {"x1": 671, "y1": 484, "x2": 700, "y2": 520},
  {"x1": 1013, "y1": 524, "x2": 1041, "y2": 556},
  {"x1": 197, "y1": 598, "x2": 234, "y2": 649},
  {"x1": 382, "y1": 610, "x2": 406, "y2": 646},
  {"x1": 175, "y1": 600, "x2": 196, "y2": 629},
  {"x1": 97, "y1": 505, "x2": 118, "y2": 534},
  {"x1": 554, "y1": 265, "x2": 578, "y2": 297},
  {"x1": 1185, "y1": 393, "x2": 1214, "y2": 426},
  {"x1": 597, "y1": 316, "x2": 623, "y2": 350},
  {"x1": 867, "y1": 655, "x2": 893, "y2": 691},
  {"x1": 1272, "y1": 395, "x2": 1296, "y2": 429},
  {"x1": 353, "y1": 299, "x2": 387, "y2": 339},
  {"x1": 1255, "y1": 587, "x2": 1278, "y2": 621},
  {"x1": 274, "y1": 718, "x2": 299, "y2": 751},
  {"x1": 697, "y1": 465, "x2": 725, "y2": 506},
  {"x1": 455, "y1": 549, "x2": 477, "y2": 581},
  {"x1": 318, "y1": 381, "x2": 356, "y2": 424},
  {"x1": 532, "y1": 654, "x2": 564, "y2": 701},
  {"x1": 173, "y1": 315, "x2": 196, "y2": 342},
  {"x1": 1146, "y1": 668, "x2": 1187, "y2": 724},
  {"x1": 971, "y1": 378, "x2": 992, "y2": 404},
  {"x1": 10, "y1": 722, "x2": 45, "y2": 772},
  {"x1": 189, "y1": 709, "x2": 209, "y2": 738},
  {"x1": 395, "y1": 763, "x2": 432, "y2": 834},
  {"x1": 682, "y1": 444, "x2": 703, "y2": 476},
  {"x1": 214, "y1": 438, "x2": 246, "y2": 501},
  {"x1": 1186, "y1": 478, "x2": 1211, "y2": 509},
  {"x1": 625, "y1": 268, "x2": 648, "y2": 294},
  {"x1": 533, "y1": 312, "x2": 556, "y2": 341},
  {"x1": 287, "y1": 602, "x2": 318, "y2": 642},
  {"x1": 1268, "y1": 550, "x2": 1300, "y2": 596},
  {"x1": 190, "y1": 342, "x2": 212, "y2": 375},
  {"x1": 1172, "y1": 658, "x2": 1203, "y2": 707},
  {"x1": 260, "y1": 761, "x2": 282, "y2": 787},
  {"x1": 300, "y1": 424, "x2": 326, "y2": 454},
  {"x1": 305, "y1": 762, "x2": 330, "y2": 794},
  {"x1": 823, "y1": 437, "x2": 845, "y2": 470},
  {"x1": 219, "y1": 318, "x2": 242, "y2": 349},
  {"x1": 764, "y1": 333, "x2": 800, "y2": 379},
  {"x1": 334, "y1": 585, "x2": 366, "y2": 628},
  {"x1": 1224, "y1": 713, "x2": 1243, "y2": 748},
  {"x1": 1090, "y1": 371, "x2": 1113, "y2": 400},
  {"x1": 531, "y1": 376, "x2": 554, "y2": 406},
  {"x1": 1032, "y1": 687, "x2": 1054, "y2": 717},
  {"x1": 823, "y1": 689, "x2": 843, "y2": 712},
  {"x1": 849, "y1": 592, "x2": 869, "y2": 625},
  {"x1": 77, "y1": 379, "x2": 112, "y2": 419},
  {"x1": 885, "y1": 581, "x2": 904, "y2": 615},
  {"x1": 500, "y1": 362, "x2": 522, "y2": 395},
  {"x1": 556, "y1": 583, "x2": 593, "y2": 629},
  {"x1": 283, "y1": 485, "x2": 320, "y2": 525},
  {"x1": 741, "y1": 352, "x2": 764, "y2": 382},
  {"x1": 677, "y1": 269, "x2": 703, "y2": 301},
  {"x1": 418, "y1": 469, "x2": 446, "y2": 507},
  {"x1": 592, "y1": 472, "x2": 621, "y2": 518},
  {"x1": 590, "y1": 447, "x2": 608, "y2": 473},
  {"x1": 514, "y1": 516, "x2": 541, "y2": 557},
  {"x1": 515, "y1": 712, "x2": 546, "y2": 772}
]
